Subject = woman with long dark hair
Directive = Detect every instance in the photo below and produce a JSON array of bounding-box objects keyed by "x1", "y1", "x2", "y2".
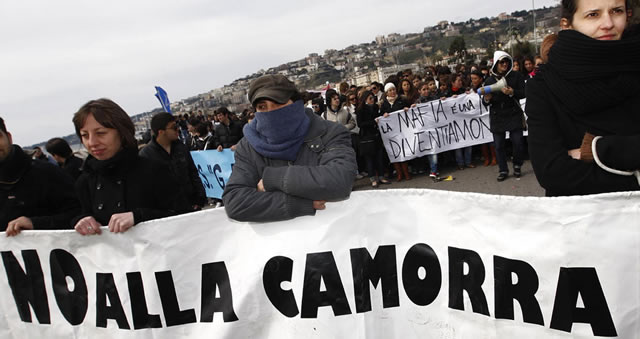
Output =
[
  {"x1": 399, "y1": 78, "x2": 419, "y2": 104},
  {"x1": 356, "y1": 90, "x2": 390, "y2": 187},
  {"x1": 71, "y1": 98, "x2": 185, "y2": 235},
  {"x1": 526, "y1": 0, "x2": 640, "y2": 195}
]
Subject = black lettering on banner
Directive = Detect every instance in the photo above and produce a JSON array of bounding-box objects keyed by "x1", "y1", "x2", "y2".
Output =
[
  {"x1": 389, "y1": 139, "x2": 401, "y2": 159},
  {"x1": 96, "y1": 273, "x2": 130, "y2": 329},
  {"x1": 428, "y1": 130, "x2": 441, "y2": 149},
  {"x1": 452, "y1": 120, "x2": 465, "y2": 142},
  {"x1": 447, "y1": 123, "x2": 457, "y2": 144},
  {"x1": 49, "y1": 249, "x2": 88, "y2": 325},
  {"x1": 459, "y1": 99, "x2": 475, "y2": 112},
  {"x1": 1, "y1": 250, "x2": 50, "y2": 324},
  {"x1": 197, "y1": 164, "x2": 212, "y2": 189},
  {"x1": 349, "y1": 246, "x2": 400, "y2": 313},
  {"x1": 380, "y1": 122, "x2": 392, "y2": 134},
  {"x1": 415, "y1": 131, "x2": 430, "y2": 152},
  {"x1": 201, "y1": 262, "x2": 239, "y2": 322},
  {"x1": 300, "y1": 252, "x2": 352, "y2": 318},
  {"x1": 127, "y1": 272, "x2": 162, "y2": 329},
  {"x1": 448, "y1": 247, "x2": 490, "y2": 316},
  {"x1": 493, "y1": 256, "x2": 544, "y2": 326},
  {"x1": 433, "y1": 100, "x2": 447, "y2": 121},
  {"x1": 263, "y1": 256, "x2": 299, "y2": 317},
  {"x1": 397, "y1": 111, "x2": 410, "y2": 132},
  {"x1": 450, "y1": 103, "x2": 458, "y2": 115},
  {"x1": 402, "y1": 243, "x2": 442, "y2": 306},
  {"x1": 212, "y1": 164, "x2": 226, "y2": 189},
  {"x1": 469, "y1": 118, "x2": 483, "y2": 139},
  {"x1": 415, "y1": 105, "x2": 429, "y2": 125},
  {"x1": 401, "y1": 137, "x2": 415, "y2": 157},
  {"x1": 550, "y1": 268, "x2": 617, "y2": 336},
  {"x1": 479, "y1": 116, "x2": 490, "y2": 133},
  {"x1": 411, "y1": 108, "x2": 425, "y2": 127},
  {"x1": 155, "y1": 271, "x2": 197, "y2": 327}
]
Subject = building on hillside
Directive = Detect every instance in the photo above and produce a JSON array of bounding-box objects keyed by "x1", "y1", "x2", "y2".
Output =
[{"x1": 376, "y1": 64, "x2": 420, "y2": 83}]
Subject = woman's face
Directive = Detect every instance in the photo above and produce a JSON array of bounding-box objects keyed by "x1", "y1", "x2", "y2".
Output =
[
  {"x1": 524, "y1": 60, "x2": 534, "y2": 72},
  {"x1": 366, "y1": 95, "x2": 375, "y2": 105},
  {"x1": 401, "y1": 81, "x2": 411, "y2": 93},
  {"x1": 427, "y1": 81, "x2": 437, "y2": 93},
  {"x1": 452, "y1": 76, "x2": 463, "y2": 89},
  {"x1": 419, "y1": 85, "x2": 429, "y2": 97},
  {"x1": 80, "y1": 113, "x2": 122, "y2": 161},
  {"x1": 513, "y1": 61, "x2": 520, "y2": 71},
  {"x1": 563, "y1": 0, "x2": 628, "y2": 40},
  {"x1": 470, "y1": 74, "x2": 483, "y2": 89}
]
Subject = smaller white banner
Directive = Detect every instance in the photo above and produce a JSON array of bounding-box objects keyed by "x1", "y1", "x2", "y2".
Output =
[{"x1": 378, "y1": 93, "x2": 492, "y2": 163}]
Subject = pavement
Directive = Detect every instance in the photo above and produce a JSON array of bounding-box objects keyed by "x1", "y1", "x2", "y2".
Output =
[{"x1": 352, "y1": 159, "x2": 545, "y2": 197}]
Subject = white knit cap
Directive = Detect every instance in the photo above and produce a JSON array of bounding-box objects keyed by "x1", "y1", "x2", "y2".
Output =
[{"x1": 384, "y1": 83, "x2": 396, "y2": 92}]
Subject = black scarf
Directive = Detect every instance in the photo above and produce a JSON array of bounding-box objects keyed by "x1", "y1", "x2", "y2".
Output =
[
  {"x1": 541, "y1": 29, "x2": 640, "y2": 134},
  {"x1": 83, "y1": 147, "x2": 138, "y2": 177}
]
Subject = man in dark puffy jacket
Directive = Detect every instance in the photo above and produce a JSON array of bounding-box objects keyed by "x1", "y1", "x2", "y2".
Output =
[
  {"x1": 0, "y1": 117, "x2": 80, "y2": 235},
  {"x1": 139, "y1": 112, "x2": 207, "y2": 211},
  {"x1": 222, "y1": 75, "x2": 357, "y2": 222}
]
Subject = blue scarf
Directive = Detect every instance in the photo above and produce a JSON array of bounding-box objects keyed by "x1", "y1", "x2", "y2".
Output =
[{"x1": 243, "y1": 100, "x2": 310, "y2": 161}]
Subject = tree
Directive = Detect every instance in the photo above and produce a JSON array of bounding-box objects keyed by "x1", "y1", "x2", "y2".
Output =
[
  {"x1": 512, "y1": 41, "x2": 535, "y2": 59},
  {"x1": 449, "y1": 36, "x2": 467, "y2": 56}
]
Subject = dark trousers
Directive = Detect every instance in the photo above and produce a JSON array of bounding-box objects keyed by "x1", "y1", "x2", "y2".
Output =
[
  {"x1": 493, "y1": 129, "x2": 524, "y2": 174},
  {"x1": 365, "y1": 148, "x2": 386, "y2": 179}
]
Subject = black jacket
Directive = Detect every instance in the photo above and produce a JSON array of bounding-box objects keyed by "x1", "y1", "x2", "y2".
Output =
[
  {"x1": 61, "y1": 155, "x2": 84, "y2": 181},
  {"x1": 482, "y1": 71, "x2": 526, "y2": 133},
  {"x1": 139, "y1": 138, "x2": 207, "y2": 208},
  {"x1": 380, "y1": 96, "x2": 409, "y2": 114},
  {"x1": 73, "y1": 148, "x2": 186, "y2": 226},
  {"x1": 0, "y1": 145, "x2": 79, "y2": 231},
  {"x1": 356, "y1": 104, "x2": 381, "y2": 139},
  {"x1": 526, "y1": 70, "x2": 640, "y2": 196},
  {"x1": 214, "y1": 120, "x2": 244, "y2": 149}
]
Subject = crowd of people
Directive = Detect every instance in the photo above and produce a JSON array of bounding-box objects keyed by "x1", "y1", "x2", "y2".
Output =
[
  {"x1": 304, "y1": 52, "x2": 535, "y2": 186},
  {"x1": 1, "y1": 0, "x2": 638, "y2": 233}
]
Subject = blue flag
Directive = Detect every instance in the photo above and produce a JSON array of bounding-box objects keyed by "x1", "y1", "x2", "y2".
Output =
[{"x1": 154, "y1": 86, "x2": 172, "y2": 114}]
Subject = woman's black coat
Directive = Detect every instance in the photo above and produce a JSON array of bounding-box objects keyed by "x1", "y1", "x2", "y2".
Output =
[{"x1": 72, "y1": 148, "x2": 187, "y2": 226}]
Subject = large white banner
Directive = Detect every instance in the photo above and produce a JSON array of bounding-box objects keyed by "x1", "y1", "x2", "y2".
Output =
[
  {"x1": 378, "y1": 93, "x2": 493, "y2": 163},
  {"x1": 1, "y1": 189, "x2": 639, "y2": 338}
]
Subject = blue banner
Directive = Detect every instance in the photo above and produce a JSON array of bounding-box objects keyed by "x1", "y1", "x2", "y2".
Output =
[
  {"x1": 190, "y1": 149, "x2": 235, "y2": 199},
  {"x1": 154, "y1": 86, "x2": 172, "y2": 113}
]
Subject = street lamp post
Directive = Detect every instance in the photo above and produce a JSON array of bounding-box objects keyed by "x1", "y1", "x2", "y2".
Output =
[{"x1": 532, "y1": 0, "x2": 538, "y2": 54}]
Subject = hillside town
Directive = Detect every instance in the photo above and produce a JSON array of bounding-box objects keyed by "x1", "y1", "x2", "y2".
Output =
[
  {"x1": 40, "y1": 5, "x2": 560, "y2": 149},
  {"x1": 168, "y1": 6, "x2": 559, "y2": 114}
]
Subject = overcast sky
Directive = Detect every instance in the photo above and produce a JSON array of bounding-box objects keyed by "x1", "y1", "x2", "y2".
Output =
[{"x1": 0, "y1": 0, "x2": 558, "y2": 146}]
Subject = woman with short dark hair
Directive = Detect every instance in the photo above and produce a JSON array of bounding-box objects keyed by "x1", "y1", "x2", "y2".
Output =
[
  {"x1": 526, "y1": 0, "x2": 640, "y2": 195},
  {"x1": 71, "y1": 98, "x2": 185, "y2": 235}
]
